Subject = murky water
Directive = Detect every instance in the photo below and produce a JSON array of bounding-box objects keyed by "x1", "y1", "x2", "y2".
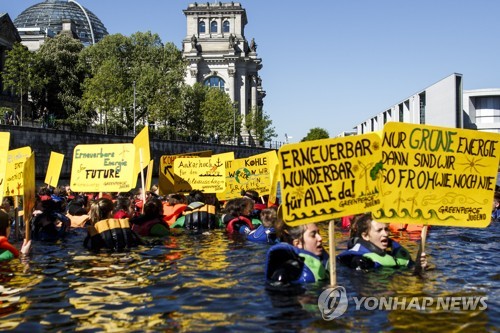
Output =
[{"x1": 0, "y1": 222, "x2": 498, "y2": 332}]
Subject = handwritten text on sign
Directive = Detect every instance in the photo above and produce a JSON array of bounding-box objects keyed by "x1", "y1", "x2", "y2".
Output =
[
  {"x1": 4, "y1": 147, "x2": 31, "y2": 196},
  {"x1": 70, "y1": 143, "x2": 136, "y2": 192},
  {"x1": 174, "y1": 156, "x2": 226, "y2": 193},
  {"x1": 376, "y1": 122, "x2": 500, "y2": 227},
  {"x1": 218, "y1": 151, "x2": 278, "y2": 201},
  {"x1": 278, "y1": 133, "x2": 382, "y2": 226}
]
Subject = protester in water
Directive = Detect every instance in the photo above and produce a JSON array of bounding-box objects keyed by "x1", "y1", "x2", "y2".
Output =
[
  {"x1": 84, "y1": 198, "x2": 142, "y2": 252},
  {"x1": 0, "y1": 209, "x2": 30, "y2": 261},
  {"x1": 223, "y1": 197, "x2": 261, "y2": 233},
  {"x1": 66, "y1": 195, "x2": 90, "y2": 228},
  {"x1": 265, "y1": 214, "x2": 329, "y2": 285},
  {"x1": 130, "y1": 197, "x2": 170, "y2": 237},
  {"x1": 337, "y1": 212, "x2": 427, "y2": 269},
  {"x1": 241, "y1": 190, "x2": 267, "y2": 220},
  {"x1": 113, "y1": 194, "x2": 135, "y2": 219},
  {"x1": 241, "y1": 207, "x2": 279, "y2": 244},
  {"x1": 172, "y1": 190, "x2": 219, "y2": 230},
  {"x1": 162, "y1": 193, "x2": 187, "y2": 227},
  {"x1": 31, "y1": 192, "x2": 70, "y2": 242},
  {"x1": 491, "y1": 192, "x2": 500, "y2": 222}
]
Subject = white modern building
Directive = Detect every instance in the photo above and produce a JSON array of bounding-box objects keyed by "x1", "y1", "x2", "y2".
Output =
[
  {"x1": 182, "y1": 2, "x2": 265, "y2": 142},
  {"x1": 355, "y1": 73, "x2": 464, "y2": 134},
  {"x1": 463, "y1": 88, "x2": 500, "y2": 133}
]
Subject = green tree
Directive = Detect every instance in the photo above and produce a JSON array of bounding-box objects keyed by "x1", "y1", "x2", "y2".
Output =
[
  {"x1": 245, "y1": 106, "x2": 277, "y2": 146},
  {"x1": 180, "y1": 83, "x2": 207, "y2": 141},
  {"x1": 2, "y1": 42, "x2": 41, "y2": 124},
  {"x1": 301, "y1": 127, "x2": 330, "y2": 142},
  {"x1": 200, "y1": 87, "x2": 240, "y2": 143},
  {"x1": 34, "y1": 34, "x2": 85, "y2": 127}
]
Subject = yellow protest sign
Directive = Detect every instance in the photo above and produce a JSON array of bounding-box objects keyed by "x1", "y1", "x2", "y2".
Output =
[
  {"x1": 133, "y1": 126, "x2": 150, "y2": 187},
  {"x1": 174, "y1": 156, "x2": 226, "y2": 193},
  {"x1": 158, "y1": 150, "x2": 212, "y2": 195},
  {"x1": 44, "y1": 151, "x2": 64, "y2": 188},
  {"x1": 23, "y1": 153, "x2": 36, "y2": 239},
  {"x1": 145, "y1": 159, "x2": 154, "y2": 191},
  {"x1": 268, "y1": 162, "x2": 280, "y2": 207},
  {"x1": 278, "y1": 133, "x2": 382, "y2": 226},
  {"x1": 218, "y1": 151, "x2": 278, "y2": 201},
  {"x1": 376, "y1": 122, "x2": 500, "y2": 227},
  {"x1": 0, "y1": 132, "x2": 10, "y2": 203},
  {"x1": 70, "y1": 143, "x2": 136, "y2": 192},
  {"x1": 4, "y1": 146, "x2": 31, "y2": 197}
]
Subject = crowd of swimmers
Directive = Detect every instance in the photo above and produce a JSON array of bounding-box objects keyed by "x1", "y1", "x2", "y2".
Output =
[{"x1": 1, "y1": 186, "x2": 497, "y2": 288}]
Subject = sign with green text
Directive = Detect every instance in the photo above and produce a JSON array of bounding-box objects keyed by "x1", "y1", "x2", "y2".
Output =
[{"x1": 375, "y1": 122, "x2": 500, "y2": 227}]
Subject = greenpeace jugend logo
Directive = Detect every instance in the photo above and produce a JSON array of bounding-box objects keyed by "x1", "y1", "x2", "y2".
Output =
[{"x1": 318, "y1": 286, "x2": 488, "y2": 320}]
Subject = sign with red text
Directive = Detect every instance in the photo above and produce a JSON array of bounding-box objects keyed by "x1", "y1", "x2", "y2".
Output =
[
  {"x1": 375, "y1": 122, "x2": 500, "y2": 227},
  {"x1": 70, "y1": 143, "x2": 136, "y2": 192},
  {"x1": 278, "y1": 133, "x2": 382, "y2": 226}
]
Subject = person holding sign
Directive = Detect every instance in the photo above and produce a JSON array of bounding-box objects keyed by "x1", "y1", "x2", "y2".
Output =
[
  {"x1": 337, "y1": 213, "x2": 427, "y2": 270},
  {"x1": 84, "y1": 198, "x2": 143, "y2": 252},
  {"x1": 265, "y1": 219, "x2": 329, "y2": 285},
  {"x1": 0, "y1": 210, "x2": 31, "y2": 261}
]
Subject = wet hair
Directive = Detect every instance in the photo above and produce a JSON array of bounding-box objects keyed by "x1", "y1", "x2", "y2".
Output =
[
  {"x1": 350, "y1": 213, "x2": 373, "y2": 239},
  {"x1": 274, "y1": 206, "x2": 307, "y2": 245},
  {"x1": 0, "y1": 209, "x2": 10, "y2": 236},
  {"x1": 241, "y1": 189, "x2": 259, "y2": 202},
  {"x1": 143, "y1": 197, "x2": 163, "y2": 217},
  {"x1": 187, "y1": 190, "x2": 205, "y2": 204},
  {"x1": 260, "y1": 208, "x2": 277, "y2": 228},
  {"x1": 168, "y1": 193, "x2": 186, "y2": 205},
  {"x1": 114, "y1": 196, "x2": 131, "y2": 212},
  {"x1": 89, "y1": 198, "x2": 115, "y2": 224}
]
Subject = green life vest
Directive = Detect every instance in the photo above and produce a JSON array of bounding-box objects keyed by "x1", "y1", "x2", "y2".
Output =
[
  {"x1": 298, "y1": 252, "x2": 329, "y2": 282},
  {"x1": 363, "y1": 247, "x2": 411, "y2": 267}
]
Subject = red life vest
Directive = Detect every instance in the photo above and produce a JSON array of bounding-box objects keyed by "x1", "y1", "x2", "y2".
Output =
[
  {"x1": 226, "y1": 216, "x2": 253, "y2": 233},
  {"x1": 0, "y1": 236, "x2": 19, "y2": 258}
]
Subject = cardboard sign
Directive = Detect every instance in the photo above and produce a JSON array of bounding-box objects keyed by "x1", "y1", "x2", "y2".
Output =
[
  {"x1": 145, "y1": 159, "x2": 154, "y2": 191},
  {"x1": 174, "y1": 156, "x2": 226, "y2": 193},
  {"x1": 158, "y1": 150, "x2": 212, "y2": 195},
  {"x1": 4, "y1": 146, "x2": 31, "y2": 196},
  {"x1": 376, "y1": 122, "x2": 500, "y2": 227},
  {"x1": 133, "y1": 126, "x2": 150, "y2": 178},
  {"x1": 44, "y1": 151, "x2": 64, "y2": 188},
  {"x1": 218, "y1": 151, "x2": 278, "y2": 201},
  {"x1": 278, "y1": 133, "x2": 382, "y2": 226},
  {"x1": 70, "y1": 143, "x2": 136, "y2": 192},
  {"x1": 23, "y1": 153, "x2": 36, "y2": 236},
  {"x1": 0, "y1": 132, "x2": 10, "y2": 203}
]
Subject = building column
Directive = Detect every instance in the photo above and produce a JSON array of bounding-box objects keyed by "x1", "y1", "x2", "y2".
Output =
[
  {"x1": 228, "y1": 68, "x2": 235, "y2": 102},
  {"x1": 251, "y1": 75, "x2": 257, "y2": 112}
]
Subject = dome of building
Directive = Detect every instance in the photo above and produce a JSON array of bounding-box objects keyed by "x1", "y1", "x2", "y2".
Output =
[{"x1": 13, "y1": 0, "x2": 108, "y2": 46}]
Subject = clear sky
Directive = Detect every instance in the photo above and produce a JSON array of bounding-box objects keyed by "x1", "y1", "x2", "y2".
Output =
[{"x1": 4, "y1": 1, "x2": 500, "y2": 143}]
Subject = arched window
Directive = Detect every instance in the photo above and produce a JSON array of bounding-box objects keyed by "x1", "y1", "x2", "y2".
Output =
[
  {"x1": 223, "y1": 20, "x2": 230, "y2": 33},
  {"x1": 204, "y1": 76, "x2": 225, "y2": 90},
  {"x1": 198, "y1": 21, "x2": 205, "y2": 33},
  {"x1": 210, "y1": 21, "x2": 218, "y2": 33}
]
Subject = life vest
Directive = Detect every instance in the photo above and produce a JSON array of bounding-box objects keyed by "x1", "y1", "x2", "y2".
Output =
[
  {"x1": 84, "y1": 218, "x2": 143, "y2": 252},
  {"x1": 163, "y1": 203, "x2": 187, "y2": 226},
  {"x1": 226, "y1": 215, "x2": 253, "y2": 234},
  {"x1": 265, "y1": 242, "x2": 329, "y2": 284},
  {"x1": 183, "y1": 202, "x2": 218, "y2": 230},
  {"x1": 242, "y1": 224, "x2": 278, "y2": 244},
  {"x1": 130, "y1": 215, "x2": 169, "y2": 237},
  {"x1": 337, "y1": 238, "x2": 412, "y2": 269},
  {"x1": 0, "y1": 236, "x2": 19, "y2": 259}
]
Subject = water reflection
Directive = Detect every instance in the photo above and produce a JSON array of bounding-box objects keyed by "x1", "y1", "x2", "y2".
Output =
[{"x1": 0, "y1": 222, "x2": 498, "y2": 332}]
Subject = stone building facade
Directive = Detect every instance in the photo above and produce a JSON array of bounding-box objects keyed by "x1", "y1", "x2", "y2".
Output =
[{"x1": 182, "y1": 2, "x2": 265, "y2": 142}]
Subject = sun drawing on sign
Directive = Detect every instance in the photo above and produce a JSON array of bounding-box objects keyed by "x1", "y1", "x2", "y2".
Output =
[{"x1": 458, "y1": 156, "x2": 486, "y2": 174}]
